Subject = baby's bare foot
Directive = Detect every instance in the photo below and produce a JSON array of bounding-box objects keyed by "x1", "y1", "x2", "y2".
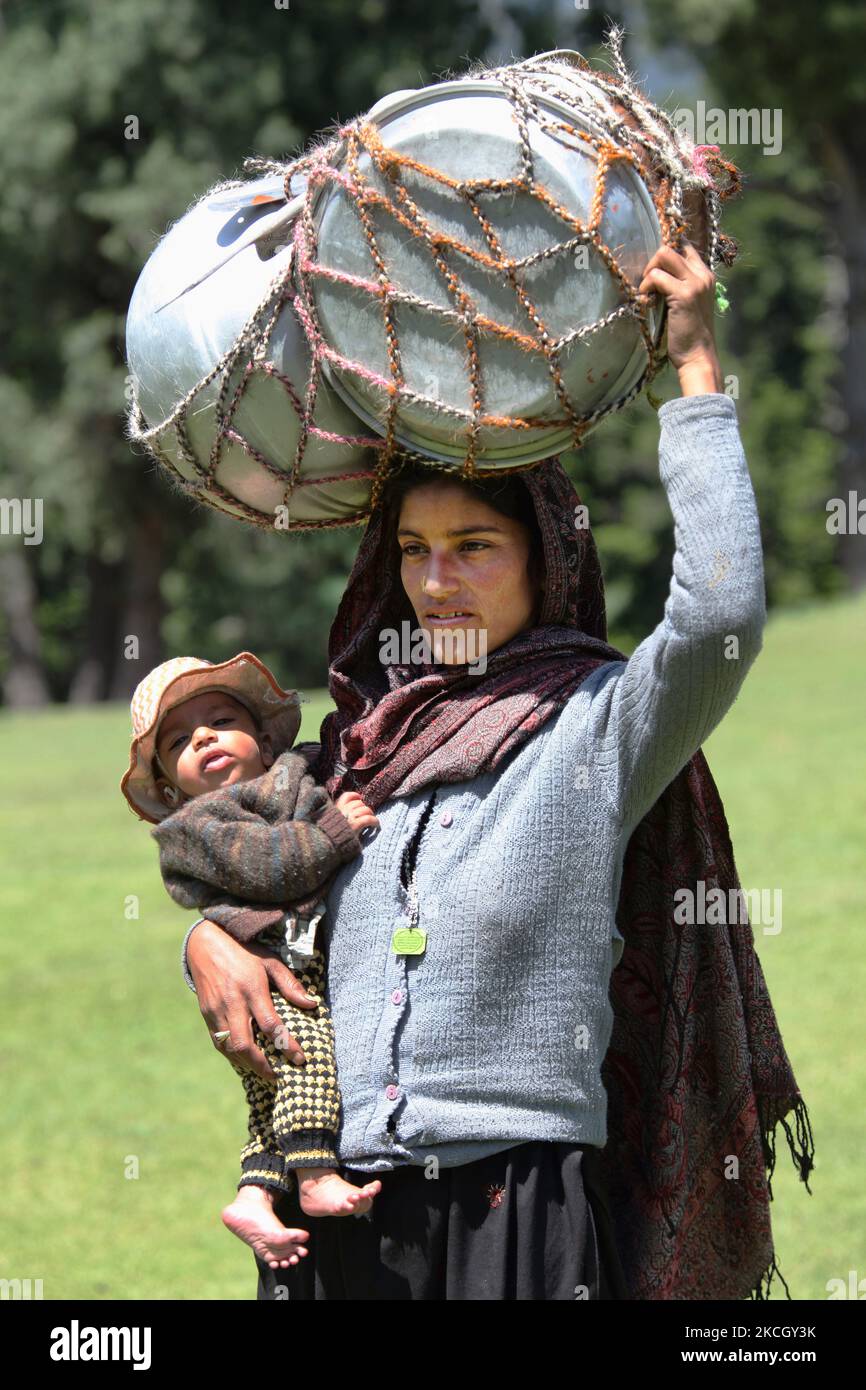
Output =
[
  {"x1": 222, "y1": 1185, "x2": 310, "y2": 1270},
  {"x1": 296, "y1": 1167, "x2": 383, "y2": 1218}
]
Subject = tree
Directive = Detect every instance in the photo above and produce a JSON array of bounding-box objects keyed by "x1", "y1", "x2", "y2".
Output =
[
  {"x1": 643, "y1": 0, "x2": 866, "y2": 592},
  {"x1": 2, "y1": 0, "x2": 559, "y2": 703}
]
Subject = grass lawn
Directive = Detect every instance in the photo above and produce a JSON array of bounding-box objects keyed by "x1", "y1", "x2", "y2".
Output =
[{"x1": 1, "y1": 591, "x2": 863, "y2": 1299}]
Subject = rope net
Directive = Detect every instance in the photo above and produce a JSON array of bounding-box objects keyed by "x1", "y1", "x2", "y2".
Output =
[{"x1": 126, "y1": 24, "x2": 742, "y2": 532}]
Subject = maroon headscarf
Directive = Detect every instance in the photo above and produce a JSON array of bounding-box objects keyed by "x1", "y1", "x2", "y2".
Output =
[{"x1": 313, "y1": 455, "x2": 815, "y2": 1300}]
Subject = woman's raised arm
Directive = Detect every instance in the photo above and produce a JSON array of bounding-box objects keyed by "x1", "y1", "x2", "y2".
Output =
[
  {"x1": 574, "y1": 243, "x2": 766, "y2": 833},
  {"x1": 185, "y1": 919, "x2": 320, "y2": 1080}
]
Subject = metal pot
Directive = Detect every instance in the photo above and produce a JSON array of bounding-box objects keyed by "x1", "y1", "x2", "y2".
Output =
[{"x1": 309, "y1": 50, "x2": 665, "y2": 464}]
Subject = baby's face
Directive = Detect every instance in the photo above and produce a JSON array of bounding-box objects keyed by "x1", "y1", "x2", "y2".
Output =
[{"x1": 154, "y1": 691, "x2": 268, "y2": 803}]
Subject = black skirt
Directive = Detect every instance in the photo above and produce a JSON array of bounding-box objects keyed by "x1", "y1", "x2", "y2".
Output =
[{"x1": 255, "y1": 1140, "x2": 631, "y2": 1300}]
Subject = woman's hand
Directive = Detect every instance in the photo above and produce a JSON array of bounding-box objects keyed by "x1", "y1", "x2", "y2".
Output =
[
  {"x1": 638, "y1": 239, "x2": 723, "y2": 396},
  {"x1": 186, "y1": 919, "x2": 319, "y2": 1081},
  {"x1": 335, "y1": 790, "x2": 380, "y2": 835}
]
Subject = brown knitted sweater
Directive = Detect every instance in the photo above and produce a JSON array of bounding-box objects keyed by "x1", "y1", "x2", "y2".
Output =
[{"x1": 150, "y1": 744, "x2": 362, "y2": 941}]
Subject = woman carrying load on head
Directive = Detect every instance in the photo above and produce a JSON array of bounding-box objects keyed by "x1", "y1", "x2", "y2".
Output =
[{"x1": 181, "y1": 237, "x2": 813, "y2": 1301}]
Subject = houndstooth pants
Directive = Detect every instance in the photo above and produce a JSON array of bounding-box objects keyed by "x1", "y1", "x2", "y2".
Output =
[{"x1": 230, "y1": 946, "x2": 341, "y2": 1196}]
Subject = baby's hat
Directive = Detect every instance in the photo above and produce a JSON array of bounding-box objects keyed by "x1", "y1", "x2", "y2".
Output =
[{"x1": 120, "y1": 651, "x2": 302, "y2": 824}]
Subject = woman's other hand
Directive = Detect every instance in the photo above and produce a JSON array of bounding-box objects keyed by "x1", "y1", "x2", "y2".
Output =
[
  {"x1": 335, "y1": 790, "x2": 380, "y2": 835},
  {"x1": 186, "y1": 919, "x2": 319, "y2": 1081},
  {"x1": 638, "y1": 239, "x2": 723, "y2": 396}
]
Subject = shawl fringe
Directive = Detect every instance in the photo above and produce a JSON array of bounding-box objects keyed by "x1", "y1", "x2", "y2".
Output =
[{"x1": 748, "y1": 1094, "x2": 815, "y2": 1300}]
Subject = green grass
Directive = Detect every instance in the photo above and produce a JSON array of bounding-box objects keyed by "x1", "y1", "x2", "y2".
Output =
[
  {"x1": 693, "y1": 589, "x2": 866, "y2": 1300},
  {"x1": 1, "y1": 592, "x2": 863, "y2": 1299}
]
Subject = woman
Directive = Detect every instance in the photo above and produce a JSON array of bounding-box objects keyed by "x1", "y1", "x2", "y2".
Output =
[{"x1": 182, "y1": 241, "x2": 814, "y2": 1299}]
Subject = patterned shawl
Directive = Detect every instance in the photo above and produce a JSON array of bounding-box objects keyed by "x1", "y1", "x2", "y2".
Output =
[{"x1": 311, "y1": 454, "x2": 815, "y2": 1300}]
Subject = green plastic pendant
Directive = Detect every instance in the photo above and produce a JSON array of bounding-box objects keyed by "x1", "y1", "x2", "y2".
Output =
[{"x1": 391, "y1": 926, "x2": 427, "y2": 956}]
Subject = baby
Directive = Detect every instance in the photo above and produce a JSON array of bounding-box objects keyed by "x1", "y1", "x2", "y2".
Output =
[{"x1": 120, "y1": 651, "x2": 383, "y2": 1270}]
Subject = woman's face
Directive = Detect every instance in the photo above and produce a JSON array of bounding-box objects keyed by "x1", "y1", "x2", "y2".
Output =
[{"x1": 396, "y1": 479, "x2": 540, "y2": 662}]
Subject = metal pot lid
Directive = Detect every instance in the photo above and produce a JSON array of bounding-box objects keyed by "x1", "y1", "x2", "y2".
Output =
[{"x1": 125, "y1": 171, "x2": 376, "y2": 527}]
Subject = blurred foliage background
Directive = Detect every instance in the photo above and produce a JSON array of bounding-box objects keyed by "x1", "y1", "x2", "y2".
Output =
[{"x1": 0, "y1": 0, "x2": 863, "y2": 705}]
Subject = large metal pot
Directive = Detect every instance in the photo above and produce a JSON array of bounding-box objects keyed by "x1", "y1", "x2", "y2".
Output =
[
  {"x1": 125, "y1": 48, "x2": 676, "y2": 529},
  {"x1": 308, "y1": 49, "x2": 665, "y2": 464}
]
